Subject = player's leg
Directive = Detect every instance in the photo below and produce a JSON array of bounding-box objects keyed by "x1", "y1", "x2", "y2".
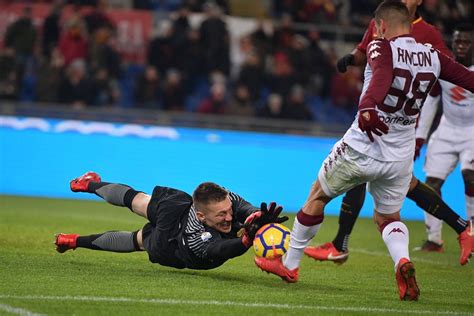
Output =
[
  {"x1": 255, "y1": 179, "x2": 329, "y2": 282},
  {"x1": 414, "y1": 134, "x2": 459, "y2": 247},
  {"x1": 256, "y1": 141, "x2": 357, "y2": 282},
  {"x1": 409, "y1": 176, "x2": 445, "y2": 251},
  {"x1": 375, "y1": 210, "x2": 419, "y2": 301},
  {"x1": 333, "y1": 183, "x2": 366, "y2": 252},
  {"x1": 304, "y1": 184, "x2": 366, "y2": 264},
  {"x1": 369, "y1": 161, "x2": 419, "y2": 301},
  {"x1": 462, "y1": 169, "x2": 474, "y2": 225},
  {"x1": 55, "y1": 229, "x2": 144, "y2": 253},
  {"x1": 70, "y1": 171, "x2": 149, "y2": 218}
]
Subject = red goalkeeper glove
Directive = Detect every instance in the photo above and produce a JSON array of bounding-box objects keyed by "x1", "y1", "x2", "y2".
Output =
[
  {"x1": 358, "y1": 109, "x2": 389, "y2": 142},
  {"x1": 241, "y1": 211, "x2": 262, "y2": 247}
]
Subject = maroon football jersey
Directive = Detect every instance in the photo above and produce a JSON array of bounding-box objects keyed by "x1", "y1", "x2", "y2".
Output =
[{"x1": 357, "y1": 17, "x2": 452, "y2": 58}]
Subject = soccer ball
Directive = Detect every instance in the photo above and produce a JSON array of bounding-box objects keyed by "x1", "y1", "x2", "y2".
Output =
[{"x1": 253, "y1": 223, "x2": 291, "y2": 258}]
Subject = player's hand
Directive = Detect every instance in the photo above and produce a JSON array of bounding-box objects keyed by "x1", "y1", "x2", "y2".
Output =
[
  {"x1": 358, "y1": 109, "x2": 389, "y2": 142},
  {"x1": 414, "y1": 138, "x2": 425, "y2": 160},
  {"x1": 336, "y1": 54, "x2": 354, "y2": 73},
  {"x1": 259, "y1": 202, "x2": 289, "y2": 225},
  {"x1": 242, "y1": 211, "x2": 262, "y2": 247}
]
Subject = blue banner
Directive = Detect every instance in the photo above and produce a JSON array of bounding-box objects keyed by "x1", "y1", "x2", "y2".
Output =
[{"x1": 0, "y1": 116, "x2": 465, "y2": 220}]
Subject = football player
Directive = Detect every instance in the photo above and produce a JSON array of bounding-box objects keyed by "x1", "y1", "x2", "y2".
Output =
[
  {"x1": 255, "y1": 1, "x2": 474, "y2": 301},
  {"x1": 55, "y1": 172, "x2": 287, "y2": 270},
  {"x1": 414, "y1": 24, "x2": 474, "y2": 251}
]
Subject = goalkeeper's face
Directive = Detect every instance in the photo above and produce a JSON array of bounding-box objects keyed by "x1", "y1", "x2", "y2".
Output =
[{"x1": 198, "y1": 197, "x2": 233, "y2": 233}]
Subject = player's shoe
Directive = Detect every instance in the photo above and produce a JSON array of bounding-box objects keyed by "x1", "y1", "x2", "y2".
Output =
[
  {"x1": 395, "y1": 258, "x2": 420, "y2": 301},
  {"x1": 304, "y1": 242, "x2": 349, "y2": 264},
  {"x1": 70, "y1": 171, "x2": 101, "y2": 192},
  {"x1": 412, "y1": 240, "x2": 444, "y2": 253},
  {"x1": 55, "y1": 233, "x2": 79, "y2": 253},
  {"x1": 254, "y1": 256, "x2": 299, "y2": 283},
  {"x1": 458, "y1": 228, "x2": 472, "y2": 265}
]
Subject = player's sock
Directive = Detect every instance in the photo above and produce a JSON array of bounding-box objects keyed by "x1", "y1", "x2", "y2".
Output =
[
  {"x1": 283, "y1": 210, "x2": 324, "y2": 270},
  {"x1": 76, "y1": 231, "x2": 141, "y2": 252},
  {"x1": 381, "y1": 221, "x2": 410, "y2": 271},
  {"x1": 407, "y1": 181, "x2": 468, "y2": 234},
  {"x1": 88, "y1": 182, "x2": 140, "y2": 210},
  {"x1": 332, "y1": 183, "x2": 366, "y2": 252}
]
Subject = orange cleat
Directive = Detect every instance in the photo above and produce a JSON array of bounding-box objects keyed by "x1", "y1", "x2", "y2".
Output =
[
  {"x1": 304, "y1": 242, "x2": 349, "y2": 265},
  {"x1": 254, "y1": 256, "x2": 299, "y2": 283},
  {"x1": 395, "y1": 258, "x2": 420, "y2": 301},
  {"x1": 458, "y1": 227, "x2": 472, "y2": 265},
  {"x1": 70, "y1": 172, "x2": 101, "y2": 192},
  {"x1": 55, "y1": 233, "x2": 79, "y2": 253}
]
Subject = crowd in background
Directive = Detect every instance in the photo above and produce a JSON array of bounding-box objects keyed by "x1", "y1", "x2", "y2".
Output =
[{"x1": 0, "y1": 0, "x2": 471, "y2": 124}]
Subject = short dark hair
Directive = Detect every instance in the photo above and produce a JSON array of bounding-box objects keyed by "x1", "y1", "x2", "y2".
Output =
[
  {"x1": 374, "y1": 0, "x2": 410, "y2": 27},
  {"x1": 454, "y1": 23, "x2": 474, "y2": 33},
  {"x1": 193, "y1": 182, "x2": 228, "y2": 211}
]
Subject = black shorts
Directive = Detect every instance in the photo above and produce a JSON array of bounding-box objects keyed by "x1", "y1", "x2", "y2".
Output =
[{"x1": 141, "y1": 186, "x2": 192, "y2": 269}]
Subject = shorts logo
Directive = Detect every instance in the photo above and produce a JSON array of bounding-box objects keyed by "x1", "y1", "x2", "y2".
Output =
[
  {"x1": 388, "y1": 228, "x2": 405, "y2": 235},
  {"x1": 201, "y1": 232, "x2": 212, "y2": 242}
]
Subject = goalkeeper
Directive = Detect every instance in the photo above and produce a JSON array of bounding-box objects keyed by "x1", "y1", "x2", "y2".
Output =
[{"x1": 55, "y1": 172, "x2": 287, "y2": 270}]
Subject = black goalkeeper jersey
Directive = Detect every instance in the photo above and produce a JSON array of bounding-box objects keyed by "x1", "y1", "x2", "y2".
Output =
[{"x1": 176, "y1": 191, "x2": 258, "y2": 270}]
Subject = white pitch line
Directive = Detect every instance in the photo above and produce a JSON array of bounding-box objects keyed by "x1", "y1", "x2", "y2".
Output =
[
  {"x1": 351, "y1": 248, "x2": 458, "y2": 267},
  {"x1": 0, "y1": 295, "x2": 472, "y2": 316},
  {"x1": 0, "y1": 303, "x2": 44, "y2": 316}
]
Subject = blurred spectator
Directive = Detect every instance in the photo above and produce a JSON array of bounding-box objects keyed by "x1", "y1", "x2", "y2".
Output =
[
  {"x1": 272, "y1": 0, "x2": 305, "y2": 20},
  {"x1": 176, "y1": 28, "x2": 206, "y2": 92},
  {"x1": 134, "y1": 65, "x2": 162, "y2": 109},
  {"x1": 441, "y1": 0, "x2": 472, "y2": 33},
  {"x1": 258, "y1": 93, "x2": 284, "y2": 119},
  {"x1": 185, "y1": 0, "x2": 230, "y2": 14},
  {"x1": 199, "y1": 2, "x2": 230, "y2": 75},
  {"x1": 90, "y1": 67, "x2": 120, "y2": 106},
  {"x1": 237, "y1": 51, "x2": 264, "y2": 101},
  {"x1": 36, "y1": 48, "x2": 65, "y2": 103},
  {"x1": 307, "y1": 28, "x2": 333, "y2": 97},
  {"x1": 272, "y1": 14, "x2": 295, "y2": 51},
  {"x1": 282, "y1": 85, "x2": 312, "y2": 121},
  {"x1": 58, "y1": 17, "x2": 88, "y2": 66},
  {"x1": 330, "y1": 67, "x2": 361, "y2": 114},
  {"x1": 89, "y1": 27, "x2": 122, "y2": 78},
  {"x1": 226, "y1": 84, "x2": 254, "y2": 116},
  {"x1": 418, "y1": 0, "x2": 449, "y2": 31},
  {"x1": 349, "y1": 0, "x2": 379, "y2": 27},
  {"x1": 162, "y1": 69, "x2": 186, "y2": 111},
  {"x1": 0, "y1": 48, "x2": 20, "y2": 100},
  {"x1": 301, "y1": 0, "x2": 337, "y2": 24},
  {"x1": 197, "y1": 82, "x2": 227, "y2": 114},
  {"x1": 4, "y1": 6, "x2": 36, "y2": 65},
  {"x1": 288, "y1": 34, "x2": 312, "y2": 85},
  {"x1": 250, "y1": 20, "x2": 273, "y2": 59},
  {"x1": 57, "y1": 59, "x2": 93, "y2": 108},
  {"x1": 147, "y1": 21, "x2": 176, "y2": 76},
  {"x1": 267, "y1": 52, "x2": 297, "y2": 97},
  {"x1": 83, "y1": 0, "x2": 115, "y2": 35},
  {"x1": 172, "y1": 5, "x2": 191, "y2": 47},
  {"x1": 42, "y1": 3, "x2": 63, "y2": 58}
]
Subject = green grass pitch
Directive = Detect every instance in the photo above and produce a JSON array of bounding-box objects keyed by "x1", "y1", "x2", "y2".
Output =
[{"x1": 1, "y1": 195, "x2": 473, "y2": 315}]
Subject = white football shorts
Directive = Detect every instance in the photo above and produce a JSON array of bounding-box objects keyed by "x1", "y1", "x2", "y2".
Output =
[
  {"x1": 318, "y1": 139, "x2": 413, "y2": 214},
  {"x1": 424, "y1": 122, "x2": 474, "y2": 179}
]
